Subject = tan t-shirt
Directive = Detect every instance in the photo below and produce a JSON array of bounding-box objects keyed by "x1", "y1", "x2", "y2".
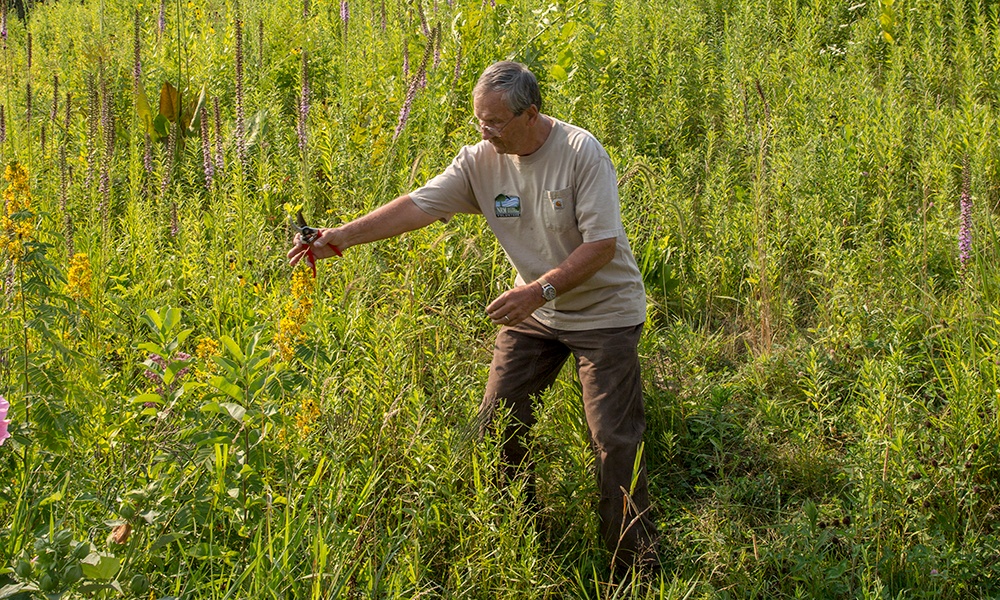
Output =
[{"x1": 410, "y1": 117, "x2": 646, "y2": 330}]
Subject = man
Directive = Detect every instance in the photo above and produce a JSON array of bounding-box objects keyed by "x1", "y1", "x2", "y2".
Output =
[{"x1": 288, "y1": 61, "x2": 657, "y2": 572}]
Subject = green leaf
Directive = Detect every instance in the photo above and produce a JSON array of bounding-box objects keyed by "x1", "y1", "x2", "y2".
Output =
[
  {"x1": 220, "y1": 336, "x2": 245, "y2": 363},
  {"x1": 135, "y1": 86, "x2": 159, "y2": 141},
  {"x1": 154, "y1": 113, "x2": 170, "y2": 138},
  {"x1": 141, "y1": 309, "x2": 163, "y2": 333},
  {"x1": 163, "y1": 308, "x2": 181, "y2": 333},
  {"x1": 37, "y1": 490, "x2": 63, "y2": 506},
  {"x1": 209, "y1": 376, "x2": 243, "y2": 402},
  {"x1": 81, "y1": 552, "x2": 120, "y2": 581},
  {"x1": 159, "y1": 81, "x2": 181, "y2": 122},
  {"x1": 137, "y1": 342, "x2": 162, "y2": 355},
  {"x1": 219, "y1": 402, "x2": 247, "y2": 422},
  {"x1": 149, "y1": 532, "x2": 186, "y2": 552},
  {"x1": 131, "y1": 393, "x2": 163, "y2": 405}
]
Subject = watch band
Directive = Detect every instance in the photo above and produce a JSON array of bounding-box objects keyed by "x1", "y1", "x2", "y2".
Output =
[{"x1": 538, "y1": 279, "x2": 557, "y2": 301}]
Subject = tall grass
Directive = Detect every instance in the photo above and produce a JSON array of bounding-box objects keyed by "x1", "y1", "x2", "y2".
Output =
[{"x1": 0, "y1": 0, "x2": 999, "y2": 597}]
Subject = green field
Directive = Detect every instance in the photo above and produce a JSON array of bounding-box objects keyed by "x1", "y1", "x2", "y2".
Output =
[{"x1": 1, "y1": 0, "x2": 999, "y2": 597}]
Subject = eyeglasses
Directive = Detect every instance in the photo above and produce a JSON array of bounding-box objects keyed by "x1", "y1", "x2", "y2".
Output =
[{"x1": 469, "y1": 112, "x2": 521, "y2": 138}]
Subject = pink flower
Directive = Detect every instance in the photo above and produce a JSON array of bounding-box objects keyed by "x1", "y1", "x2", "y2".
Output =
[{"x1": 0, "y1": 396, "x2": 10, "y2": 446}]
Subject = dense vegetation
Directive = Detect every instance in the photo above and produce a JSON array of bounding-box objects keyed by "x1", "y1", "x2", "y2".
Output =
[{"x1": 1, "y1": 0, "x2": 999, "y2": 597}]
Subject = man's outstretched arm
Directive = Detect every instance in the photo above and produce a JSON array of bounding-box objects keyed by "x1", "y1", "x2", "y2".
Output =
[{"x1": 288, "y1": 194, "x2": 438, "y2": 267}]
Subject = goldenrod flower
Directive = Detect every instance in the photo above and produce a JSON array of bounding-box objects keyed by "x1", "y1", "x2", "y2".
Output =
[
  {"x1": 1, "y1": 163, "x2": 33, "y2": 264},
  {"x1": 295, "y1": 397, "x2": 321, "y2": 438},
  {"x1": 275, "y1": 266, "x2": 314, "y2": 361},
  {"x1": 65, "y1": 252, "x2": 92, "y2": 300}
]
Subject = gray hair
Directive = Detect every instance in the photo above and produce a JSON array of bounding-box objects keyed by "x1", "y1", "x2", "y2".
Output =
[{"x1": 473, "y1": 61, "x2": 543, "y2": 115}]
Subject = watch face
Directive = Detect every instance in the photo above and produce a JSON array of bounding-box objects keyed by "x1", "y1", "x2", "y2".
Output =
[{"x1": 542, "y1": 284, "x2": 557, "y2": 301}]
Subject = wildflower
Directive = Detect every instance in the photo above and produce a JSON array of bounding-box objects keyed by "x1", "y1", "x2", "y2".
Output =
[
  {"x1": 50, "y1": 74, "x2": 59, "y2": 123},
  {"x1": 0, "y1": 104, "x2": 5, "y2": 146},
  {"x1": 133, "y1": 9, "x2": 142, "y2": 94},
  {"x1": 416, "y1": 0, "x2": 429, "y2": 37},
  {"x1": 295, "y1": 397, "x2": 321, "y2": 437},
  {"x1": 959, "y1": 158, "x2": 972, "y2": 274},
  {"x1": 274, "y1": 266, "x2": 314, "y2": 361},
  {"x1": 194, "y1": 337, "x2": 220, "y2": 379},
  {"x1": 160, "y1": 121, "x2": 177, "y2": 202},
  {"x1": 340, "y1": 0, "x2": 349, "y2": 27},
  {"x1": 297, "y1": 51, "x2": 310, "y2": 154},
  {"x1": 234, "y1": 17, "x2": 246, "y2": 166},
  {"x1": 196, "y1": 336, "x2": 220, "y2": 359},
  {"x1": 213, "y1": 98, "x2": 225, "y2": 173},
  {"x1": 158, "y1": 0, "x2": 166, "y2": 36},
  {"x1": 1, "y1": 162, "x2": 33, "y2": 263},
  {"x1": 143, "y1": 351, "x2": 192, "y2": 397},
  {"x1": 0, "y1": 396, "x2": 10, "y2": 446},
  {"x1": 65, "y1": 253, "x2": 92, "y2": 300},
  {"x1": 393, "y1": 38, "x2": 433, "y2": 141}
]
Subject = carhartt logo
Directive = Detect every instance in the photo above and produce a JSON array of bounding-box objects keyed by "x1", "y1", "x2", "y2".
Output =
[{"x1": 494, "y1": 194, "x2": 521, "y2": 218}]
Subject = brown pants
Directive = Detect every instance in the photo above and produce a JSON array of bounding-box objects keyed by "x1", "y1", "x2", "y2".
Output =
[{"x1": 478, "y1": 316, "x2": 658, "y2": 569}]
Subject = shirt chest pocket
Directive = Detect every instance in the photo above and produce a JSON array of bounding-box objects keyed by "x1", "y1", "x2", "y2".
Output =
[{"x1": 542, "y1": 187, "x2": 576, "y2": 232}]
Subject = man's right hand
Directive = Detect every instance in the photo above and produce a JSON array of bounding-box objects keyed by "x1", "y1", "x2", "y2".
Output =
[{"x1": 287, "y1": 228, "x2": 345, "y2": 268}]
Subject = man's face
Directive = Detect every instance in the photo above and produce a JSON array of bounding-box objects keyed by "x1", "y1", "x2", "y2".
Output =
[{"x1": 472, "y1": 90, "x2": 529, "y2": 155}]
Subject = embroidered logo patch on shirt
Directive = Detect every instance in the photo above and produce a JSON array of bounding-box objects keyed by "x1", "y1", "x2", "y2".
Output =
[{"x1": 494, "y1": 194, "x2": 521, "y2": 218}]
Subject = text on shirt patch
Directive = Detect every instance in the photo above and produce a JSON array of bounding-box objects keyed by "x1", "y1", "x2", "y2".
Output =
[{"x1": 494, "y1": 194, "x2": 521, "y2": 218}]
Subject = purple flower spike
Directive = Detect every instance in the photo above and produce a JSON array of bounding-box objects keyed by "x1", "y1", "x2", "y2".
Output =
[{"x1": 0, "y1": 396, "x2": 11, "y2": 446}]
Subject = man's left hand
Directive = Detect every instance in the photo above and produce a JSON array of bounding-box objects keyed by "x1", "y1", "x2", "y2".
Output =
[{"x1": 486, "y1": 283, "x2": 547, "y2": 327}]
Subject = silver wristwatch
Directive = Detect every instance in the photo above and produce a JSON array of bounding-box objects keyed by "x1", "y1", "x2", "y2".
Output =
[{"x1": 538, "y1": 280, "x2": 557, "y2": 302}]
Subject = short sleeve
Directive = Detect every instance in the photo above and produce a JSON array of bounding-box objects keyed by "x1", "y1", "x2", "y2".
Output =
[{"x1": 410, "y1": 146, "x2": 483, "y2": 221}]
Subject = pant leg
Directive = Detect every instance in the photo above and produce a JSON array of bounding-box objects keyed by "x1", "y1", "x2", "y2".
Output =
[
  {"x1": 479, "y1": 317, "x2": 571, "y2": 482},
  {"x1": 563, "y1": 324, "x2": 659, "y2": 570}
]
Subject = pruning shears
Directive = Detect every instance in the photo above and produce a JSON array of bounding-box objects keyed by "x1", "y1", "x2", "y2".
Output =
[{"x1": 293, "y1": 210, "x2": 342, "y2": 277}]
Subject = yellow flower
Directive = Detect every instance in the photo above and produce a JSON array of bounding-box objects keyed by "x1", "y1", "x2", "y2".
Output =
[
  {"x1": 195, "y1": 337, "x2": 220, "y2": 359},
  {"x1": 2, "y1": 162, "x2": 33, "y2": 264},
  {"x1": 275, "y1": 266, "x2": 316, "y2": 361},
  {"x1": 65, "y1": 253, "x2": 93, "y2": 300},
  {"x1": 295, "y1": 397, "x2": 321, "y2": 438}
]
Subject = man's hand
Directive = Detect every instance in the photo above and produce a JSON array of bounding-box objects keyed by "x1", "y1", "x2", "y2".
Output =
[
  {"x1": 486, "y1": 283, "x2": 547, "y2": 327},
  {"x1": 287, "y1": 228, "x2": 345, "y2": 269}
]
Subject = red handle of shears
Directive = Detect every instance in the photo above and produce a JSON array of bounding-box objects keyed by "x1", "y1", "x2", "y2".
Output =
[{"x1": 305, "y1": 242, "x2": 342, "y2": 278}]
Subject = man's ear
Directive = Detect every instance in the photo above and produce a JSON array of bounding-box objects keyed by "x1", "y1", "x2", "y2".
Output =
[{"x1": 524, "y1": 103, "x2": 540, "y2": 123}]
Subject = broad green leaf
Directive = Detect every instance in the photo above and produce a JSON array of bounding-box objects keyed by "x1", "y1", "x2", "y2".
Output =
[
  {"x1": 163, "y1": 308, "x2": 181, "y2": 333},
  {"x1": 220, "y1": 336, "x2": 245, "y2": 362},
  {"x1": 160, "y1": 81, "x2": 181, "y2": 122},
  {"x1": 141, "y1": 309, "x2": 163, "y2": 333},
  {"x1": 219, "y1": 402, "x2": 247, "y2": 422},
  {"x1": 209, "y1": 376, "x2": 243, "y2": 402},
  {"x1": 135, "y1": 85, "x2": 158, "y2": 141},
  {"x1": 131, "y1": 393, "x2": 163, "y2": 406},
  {"x1": 81, "y1": 552, "x2": 120, "y2": 581},
  {"x1": 212, "y1": 355, "x2": 240, "y2": 378},
  {"x1": 137, "y1": 342, "x2": 162, "y2": 355},
  {"x1": 153, "y1": 113, "x2": 170, "y2": 138}
]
